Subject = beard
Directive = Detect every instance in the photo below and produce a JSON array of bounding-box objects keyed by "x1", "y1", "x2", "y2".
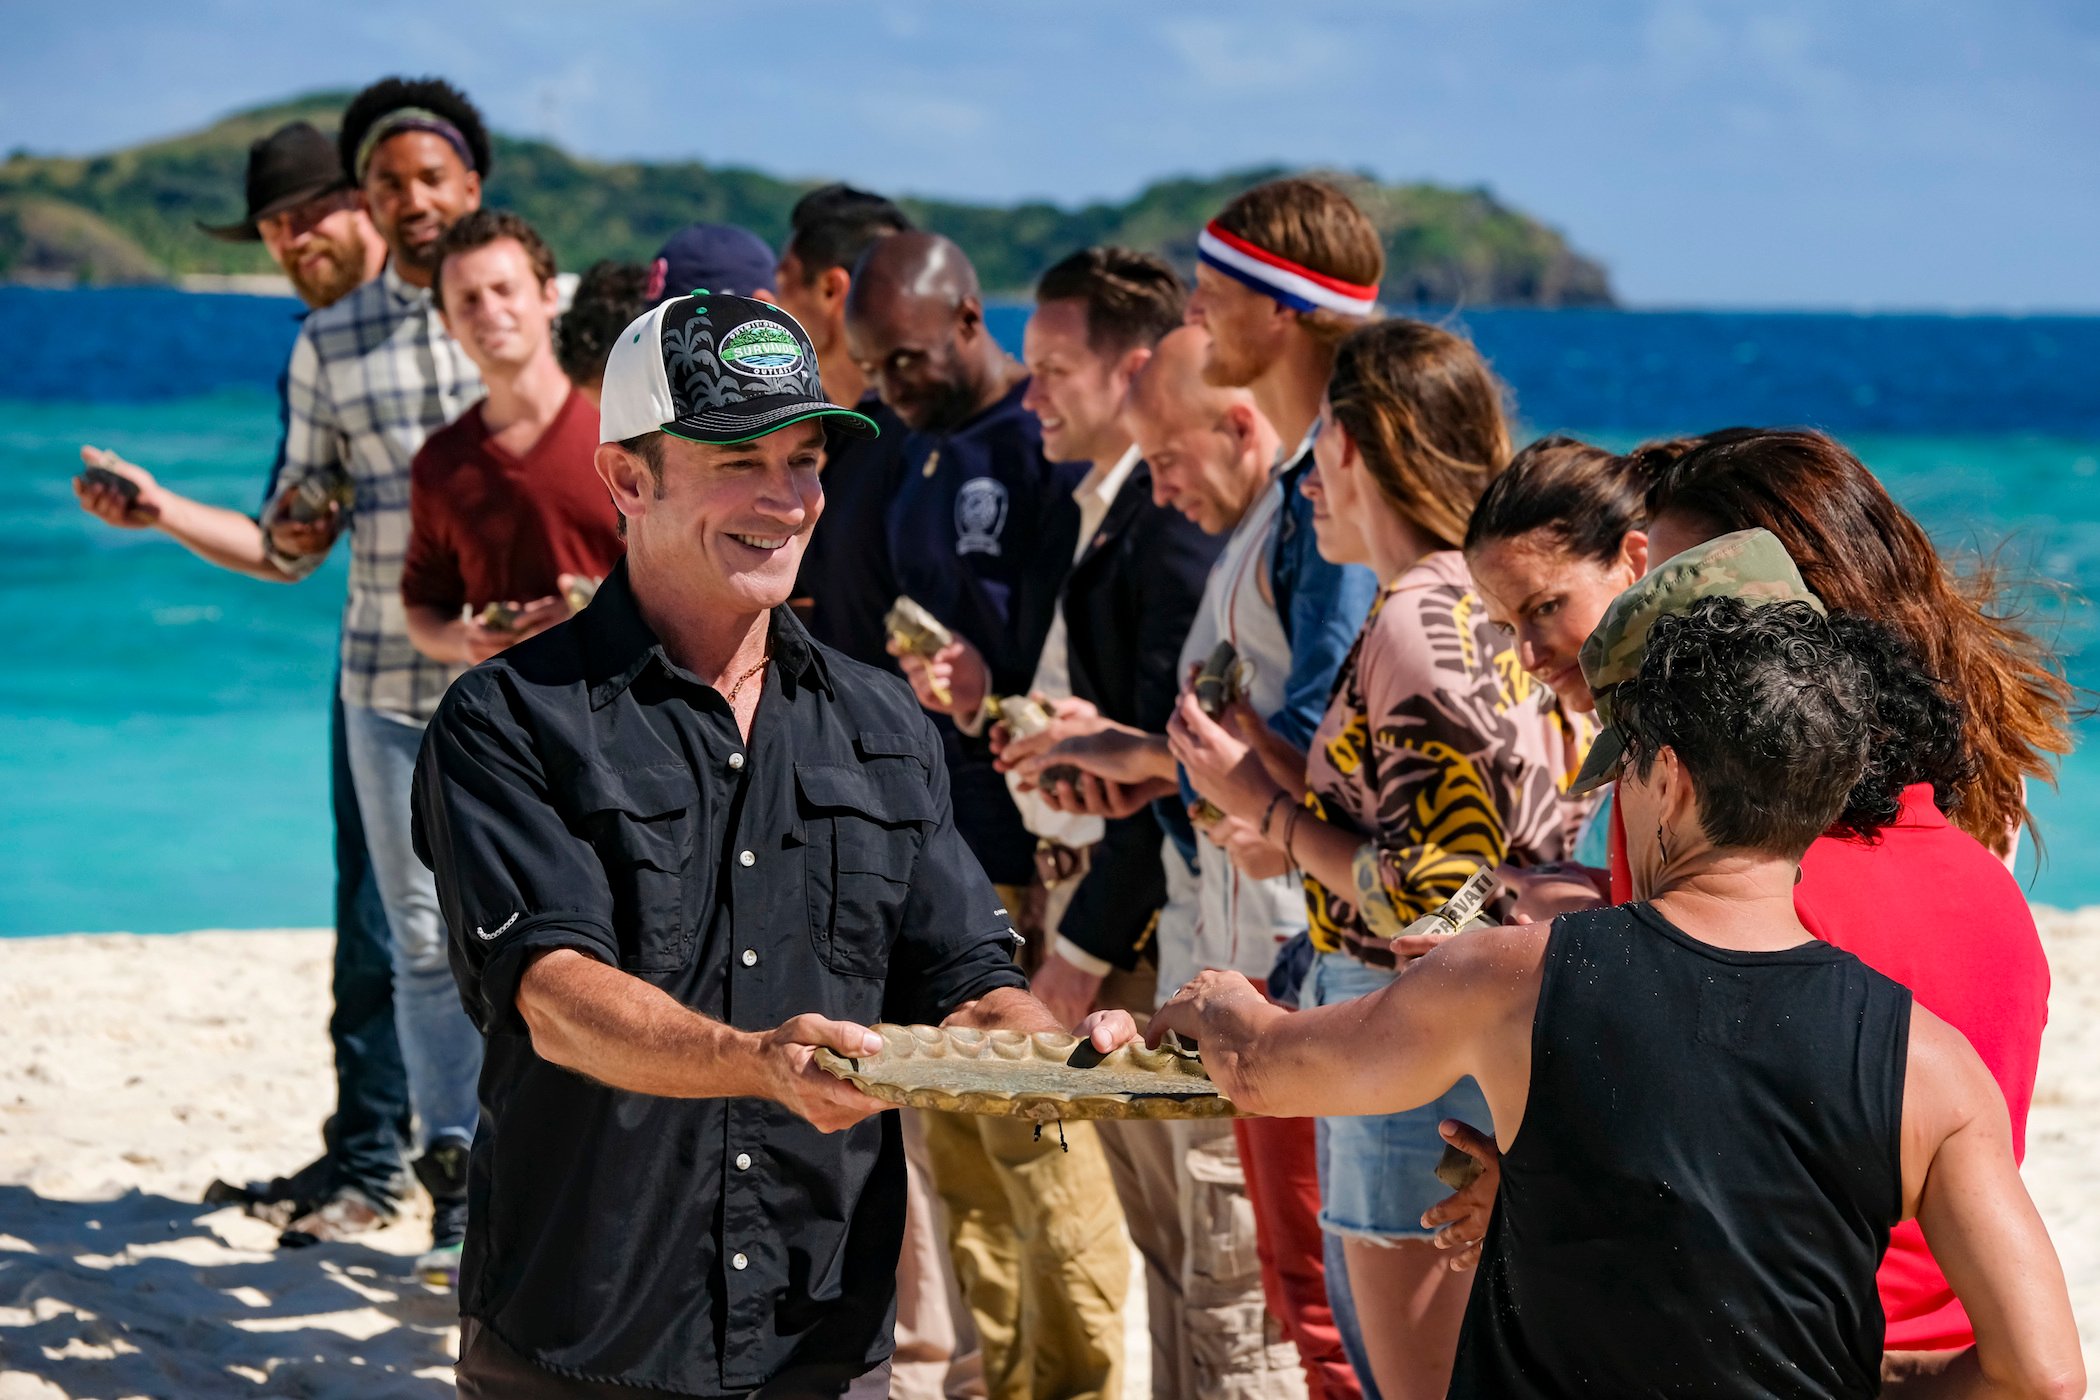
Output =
[
  {"x1": 286, "y1": 228, "x2": 371, "y2": 308},
  {"x1": 1200, "y1": 330, "x2": 1266, "y2": 390}
]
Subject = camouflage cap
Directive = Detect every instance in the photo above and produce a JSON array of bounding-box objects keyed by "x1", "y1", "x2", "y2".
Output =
[{"x1": 1570, "y1": 528, "x2": 1823, "y2": 795}]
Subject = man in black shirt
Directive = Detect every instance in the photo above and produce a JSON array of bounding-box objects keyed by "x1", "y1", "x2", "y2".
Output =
[{"x1": 413, "y1": 291, "x2": 1130, "y2": 1399}]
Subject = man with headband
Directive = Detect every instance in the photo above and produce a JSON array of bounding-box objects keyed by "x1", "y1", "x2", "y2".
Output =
[
  {"x1": 413, "y1": 290, "x2": 1136, "y2": 1398},
  {"x1": 1182, "y1": 176, "x2": 1384, "y2": 1397},
  {"x1": 260, "y1": 75, "x2": 490, "y2": 1284}
]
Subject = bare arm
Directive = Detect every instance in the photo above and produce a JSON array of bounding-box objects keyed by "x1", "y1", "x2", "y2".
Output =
[
  {"x1": 1020, "y1": 725, "x2": 1179, "y2": 787},
  {"x1": 74, "y1": 447, "x2": 294, "y2": 582},
  {"x1": 514, "y1": 947, "x2": 890, "y2": 1132},
  {"x1": 1882, "y1": 1010, "x2": 2084, "y2": 1400},
  {"x1": 1146, "y1": 926, "x2": 1543, "y2": 1126}
]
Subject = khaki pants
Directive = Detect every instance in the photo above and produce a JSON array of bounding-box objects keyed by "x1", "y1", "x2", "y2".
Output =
[
  {"x1": 1095, "y1": 965, "x2": 1305, "y2": 1400},
  {"x1": 922, "y1": 874, "x2": 1128, "y2": 1400},
  {"x1": 895, "y1": 1110, "x2": 988, "y2": 1400},
  {"x1": 920, "y1": 1109, "x2": 1130, "y2": 1400}
]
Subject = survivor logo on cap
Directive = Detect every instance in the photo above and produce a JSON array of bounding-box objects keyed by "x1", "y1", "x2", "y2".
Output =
[
  {"x1": 599, "y1": 292, "x2": 878, "y2": 447},
  {"x1": 718, "y1": 320, "x2": 804, "y2": 376}
]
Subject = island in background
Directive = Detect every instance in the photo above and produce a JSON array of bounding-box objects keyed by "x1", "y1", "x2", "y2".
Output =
[{"x1": 0, "y1": 92, "x2": 1614, "y2": 308}]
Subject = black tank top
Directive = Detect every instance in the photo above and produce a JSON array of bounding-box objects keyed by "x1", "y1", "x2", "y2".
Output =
[{"x1": 1449, "y1": 903, "x2": 1912, "y2": 1399}]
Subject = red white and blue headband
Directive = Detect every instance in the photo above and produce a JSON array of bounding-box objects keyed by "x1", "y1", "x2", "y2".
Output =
[{"x1": 1196, "y1": 221, "x2": 1379, "y2": 317}]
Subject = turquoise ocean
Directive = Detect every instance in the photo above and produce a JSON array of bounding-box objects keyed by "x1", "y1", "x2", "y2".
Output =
[{"x1": 1, "y1": 288, "x2": 2094, "y2": 935}]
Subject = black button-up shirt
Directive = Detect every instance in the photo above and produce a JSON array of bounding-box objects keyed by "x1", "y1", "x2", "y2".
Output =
[{"x1": 411, "y1": 560, "x2": 1026, "y2": 1397}]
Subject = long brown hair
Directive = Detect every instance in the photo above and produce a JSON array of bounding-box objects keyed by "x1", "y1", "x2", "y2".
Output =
[
  {"x1": 1327, "y1": 318, "x2": 1512, "y2": 548},
  {"x1": 1644, "y1": 428, "x2": 2073, "y2": 855}
]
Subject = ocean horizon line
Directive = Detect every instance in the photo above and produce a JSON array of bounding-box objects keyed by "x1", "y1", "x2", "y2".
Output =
[{"x1": 6, "y1": 281, "x2": 2100, "y2": 322}]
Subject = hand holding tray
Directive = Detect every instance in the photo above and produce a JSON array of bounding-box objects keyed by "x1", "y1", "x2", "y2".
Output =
[{"x1": 813, "y1": 1023, "x2": 1242, "y2": 1121}]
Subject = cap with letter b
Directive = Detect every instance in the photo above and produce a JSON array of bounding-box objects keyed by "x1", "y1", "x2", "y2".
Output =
[
  {"x1": 597, "y1": 292, "x2": 878, "y2": 446},
  {"x1": 1570, "y1": 528, "x2": 1823, "y2": 794}
]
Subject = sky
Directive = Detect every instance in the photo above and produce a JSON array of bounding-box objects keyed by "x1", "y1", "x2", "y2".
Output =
[{"x1": 6, "y1": 0, "x2": 2099, "y2": 311}]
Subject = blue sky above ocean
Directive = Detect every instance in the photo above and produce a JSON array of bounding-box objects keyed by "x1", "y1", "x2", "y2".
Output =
[{"x1": 4, "y1": 1, "x2": 2099, "y2": 312}]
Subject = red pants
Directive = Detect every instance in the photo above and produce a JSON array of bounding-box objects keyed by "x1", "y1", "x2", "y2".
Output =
[{"x1": 1235, "y1": 1114, "x2": 1362, "y2": 1400}]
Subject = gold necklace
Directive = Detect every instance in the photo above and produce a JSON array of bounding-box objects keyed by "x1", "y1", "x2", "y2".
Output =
[{"x1": 725, "y1": 650, "x2": 769, "y2": 705}]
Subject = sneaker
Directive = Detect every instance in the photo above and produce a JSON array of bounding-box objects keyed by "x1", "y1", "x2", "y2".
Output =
[
  {"x1": 414, "y1": 1240, "x2": 463, "y2": 1289},
  {"x1": 411, "y1": 1134, "x2": 470, "y2": 1289},
  {"x1": 278, "y1": 1184, "x2": 394, "y2": 1248},
  {"x1": 202, "y1": 1149, "x2": 337, "y2": 1228}
]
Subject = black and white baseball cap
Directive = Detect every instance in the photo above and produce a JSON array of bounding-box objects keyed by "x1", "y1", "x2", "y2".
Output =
[{"x1": 598, "y1": 291, "x2": 878, "y2": 446}]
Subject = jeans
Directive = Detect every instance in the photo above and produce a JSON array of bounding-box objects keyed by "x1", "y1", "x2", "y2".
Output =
[
  {"x1": 1308, "y1": 952, "x2": 1491, "y2": 1240},
  {"x1": 327, "y1": 688, "x2": 412, "y2": 1201},
  {"x1": 343, "y1": 701, "x2": 481, "y2": 1152}
]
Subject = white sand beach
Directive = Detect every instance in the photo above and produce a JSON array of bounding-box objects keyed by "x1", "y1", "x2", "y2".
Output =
[{"x1": 1, "y1": 916, "x2": 2095, "y2": 1397}]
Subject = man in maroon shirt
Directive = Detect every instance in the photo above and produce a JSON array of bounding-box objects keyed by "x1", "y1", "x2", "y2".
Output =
[{"x1": 403, "y1": 210, "x2": 624, "y2": 665}]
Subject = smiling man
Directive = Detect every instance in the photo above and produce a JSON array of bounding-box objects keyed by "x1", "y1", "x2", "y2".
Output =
[
  {"x1": 401, "y1": 209, "x2": 622, "y2": 668},
  {"x1": 413, "y1": 291, "x2": 1127, "y2": 1399}
]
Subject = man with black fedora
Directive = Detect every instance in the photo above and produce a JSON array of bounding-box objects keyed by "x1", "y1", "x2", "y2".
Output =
[
  {"x1": 198, "y1": 119, "x2": 385, "y2": 306},
  {"x1": 70, "y1": 116, "x2": 405, "y2": 1243},
  {"x1": 413, "y1": 291, "x2": 1136, "y2": 1398}
]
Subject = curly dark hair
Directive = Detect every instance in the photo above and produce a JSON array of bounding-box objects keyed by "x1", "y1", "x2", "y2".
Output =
[
  {"x1": 1618, "y1": 596, "x2": 1872, "y2": 858},
  {"x1": 1825, "y1": 612, "x2": 1974, "y2": 838},
  {"x1": 338, "y1": 76, "x2": 491, "y2": 181},
  {"x1": 557, "y1": 260, "x2": 652, "y2": 387}
]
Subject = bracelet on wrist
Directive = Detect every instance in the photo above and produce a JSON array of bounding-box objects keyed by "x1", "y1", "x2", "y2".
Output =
[
  {"x1": 1281, "y1": 803, "x2": 1305, "y2": 871},
  {"x1": 1259, "y1": 789, "x2": 1289, "y2": 839}
]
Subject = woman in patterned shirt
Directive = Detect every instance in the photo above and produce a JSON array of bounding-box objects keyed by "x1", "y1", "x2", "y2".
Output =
[{"x1": 1169, "y1": 319, "x2": 1587, "y2": 1400}]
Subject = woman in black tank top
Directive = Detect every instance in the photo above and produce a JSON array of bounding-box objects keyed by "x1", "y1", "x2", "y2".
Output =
[{"x1": 1146, "y1": 573, "x2": 2084, "y2": 1398}]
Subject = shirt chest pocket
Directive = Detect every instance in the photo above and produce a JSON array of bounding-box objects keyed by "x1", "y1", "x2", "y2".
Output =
[
  {"x1": 795, "y1": 761, "x2": 932, "y2": 979},
  {"x1": 574, "y1": 765, "x2": 697, "y2": 974}
]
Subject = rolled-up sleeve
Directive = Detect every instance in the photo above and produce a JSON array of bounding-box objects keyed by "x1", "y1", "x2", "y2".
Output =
[
  {"x1": 412, "y1": 679, "x2": 619, "y2": 1036},
  {"x1": 883, "y1": 713, "x2": 1029, "y2": 1024},
  {"x1": 261, "y1": 330, "x2": 353, "y2": 579}
]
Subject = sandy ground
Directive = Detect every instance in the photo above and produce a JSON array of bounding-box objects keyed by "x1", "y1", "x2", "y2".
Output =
[{"x1": 0, "y1": 916, "x2": 2094, "y2": 1397}]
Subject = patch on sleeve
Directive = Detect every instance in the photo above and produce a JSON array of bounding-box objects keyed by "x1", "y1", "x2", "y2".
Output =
[{"x1": 475, "y1": 912, "x2": 521, "y2": 943}]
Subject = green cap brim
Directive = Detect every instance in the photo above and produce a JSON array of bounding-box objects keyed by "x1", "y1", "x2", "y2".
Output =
[
  {"x1": 1569, "y1": 725, "x2": 1625, "y2": 796},
  {"x1": 663, "y1": 405, "x2": 879, "y2": 448}
]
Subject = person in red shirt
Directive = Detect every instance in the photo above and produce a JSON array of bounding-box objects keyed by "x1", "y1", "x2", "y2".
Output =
[
  {"x1": 1639, "y1": 429, "x2": 2062, "y2": 1363},
  {"x1": 403, "y1": 209, "x2": 624, "y2": 666}
]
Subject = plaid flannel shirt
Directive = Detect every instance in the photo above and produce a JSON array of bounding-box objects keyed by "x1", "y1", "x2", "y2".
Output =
[{"x1": 265, "y1": 263, "x2": 484, "y2": 721}]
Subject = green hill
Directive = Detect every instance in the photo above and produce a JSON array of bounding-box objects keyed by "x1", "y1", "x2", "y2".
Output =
[{"x1": 0, "y1": 92, "x2": 1614, "y2": 307}]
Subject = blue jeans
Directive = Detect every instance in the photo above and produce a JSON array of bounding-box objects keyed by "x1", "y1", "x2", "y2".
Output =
[
  {"x1": 343, "y1": 702, "x2": 481, "y2": 1152},
  {"x1": 1308, "y1": 951, "x2": 1492, "y2": 1241},
  {"x1": 327, "y1": 688, "x2": 411, "y2": 1200}
]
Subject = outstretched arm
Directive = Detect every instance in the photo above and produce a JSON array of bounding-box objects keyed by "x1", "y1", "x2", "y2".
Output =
[
  {"x1": 74, "y1": 447, "x2": 296, "y2": 581},
  {"x1": 1884, "y1": 1009, "x2": 2084, "y2": 1399},
  {"x1": 1147, "y1": 924, "x2": 1544, "y2": 1126}
]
